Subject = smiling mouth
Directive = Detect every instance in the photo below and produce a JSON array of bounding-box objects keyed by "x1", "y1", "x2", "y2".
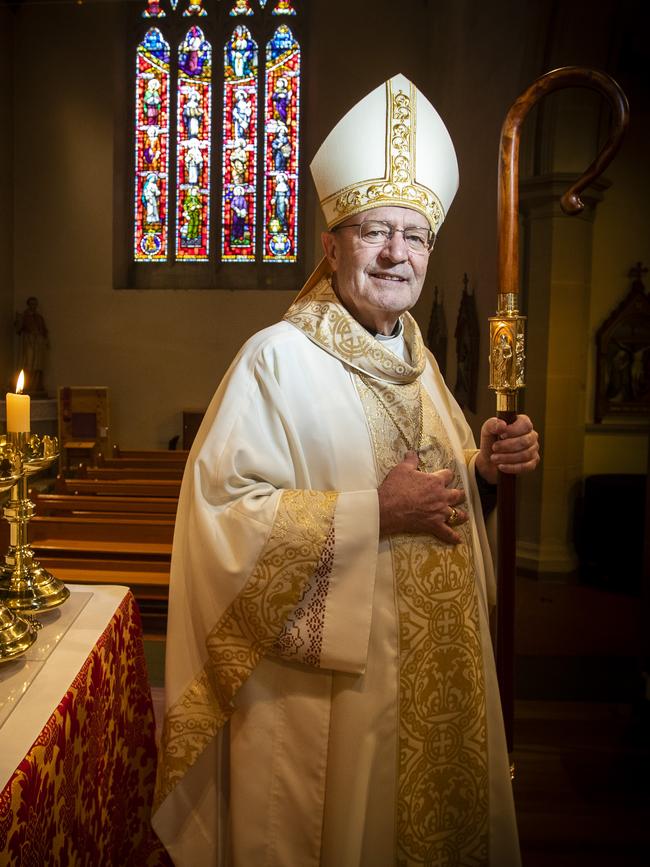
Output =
[{"x1": 371, "y1": 273, "x2": 406, "y2": 282}]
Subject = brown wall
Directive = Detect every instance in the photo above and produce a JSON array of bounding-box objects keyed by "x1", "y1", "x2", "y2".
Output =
[
  {"x1": 6, "y1": 0, "x2": 649, "y2": 495},
  {"x1": 0, "y1": 6, "x2": 14, "y2": 384}
]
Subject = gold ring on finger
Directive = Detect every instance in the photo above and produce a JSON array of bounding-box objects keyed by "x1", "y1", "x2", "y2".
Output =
[{"x1": 446, "y1": 506, "x2": 459, "y2": 526}]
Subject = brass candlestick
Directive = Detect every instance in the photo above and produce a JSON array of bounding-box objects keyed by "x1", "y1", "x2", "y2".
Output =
[
  {"x1": 0, "y1": 433, "x2": 70, "y2": 612},
  {"x1": 0, "y1": 440, "x2": 39, "y2": 660}
]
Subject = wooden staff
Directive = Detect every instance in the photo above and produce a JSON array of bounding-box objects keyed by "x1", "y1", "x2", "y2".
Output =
[{"x1": 490, "y1": 67, "x2": 629, "y2": 753}]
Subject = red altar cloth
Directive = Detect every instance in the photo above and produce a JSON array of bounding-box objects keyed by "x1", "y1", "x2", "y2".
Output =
[{"x1": 0, "y1": 591, "x2": 172, "y2": 866}]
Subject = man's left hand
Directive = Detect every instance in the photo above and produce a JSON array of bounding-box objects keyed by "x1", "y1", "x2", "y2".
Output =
[{"x1": 475, "y1": 414, "x2": 540, "y2": 485}]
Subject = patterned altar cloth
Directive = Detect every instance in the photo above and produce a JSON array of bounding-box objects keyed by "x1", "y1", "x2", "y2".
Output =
[{"x1": 0, "y1": 591, "x2": 171, "y2": 866}]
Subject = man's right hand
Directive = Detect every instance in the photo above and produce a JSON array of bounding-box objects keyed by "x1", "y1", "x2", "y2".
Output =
[{"x1": 377, "y1": 451, "x2": 468, "y2": 544}]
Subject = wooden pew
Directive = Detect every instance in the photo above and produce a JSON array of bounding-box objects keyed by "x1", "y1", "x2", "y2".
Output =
[
  {"x1": 97, "y1": 456, "x2": 187, "y2": 470},
  {"x1": 79, "y1": 465, "x2": 185, "y2": 481},
  {"x1": 29, "y1": 514, "x2": 174, "y2": 555},
  {"x1": 112, "y1": 446, "x2": 190, "y2": 462},
  {"x1": 32, "y1": 491, "x2": 179, "y2": 519},
  {"x1": 30, "y1": 514, "x2": 174, "y2": 635},
  {"x1": 55, "y1": 476, "x2": 182, "y2": 498},
  {"x1": 0, "y1": 512, "x2": 175, "y2": 634},
  {"x1": 34, "y1": 555, "x2": 170, "y2": 634}
]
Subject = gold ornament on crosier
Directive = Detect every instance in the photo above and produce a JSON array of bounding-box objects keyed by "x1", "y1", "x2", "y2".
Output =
[
  {"x1": 326, "y1": 81, "x2": 444, "y2": 232},
  {"x1": 489, "y1": 293, "x2": 527, "y2": 412}
]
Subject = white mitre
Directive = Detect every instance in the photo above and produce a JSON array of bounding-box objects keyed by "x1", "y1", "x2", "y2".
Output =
[{"x1": 310, "y1": 73, "x2": 458, "y2": 233}]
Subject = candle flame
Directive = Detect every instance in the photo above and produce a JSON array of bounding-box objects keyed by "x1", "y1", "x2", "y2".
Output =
[{"x1": 16, "y1": 370, "x2": 25, "y2": 394}]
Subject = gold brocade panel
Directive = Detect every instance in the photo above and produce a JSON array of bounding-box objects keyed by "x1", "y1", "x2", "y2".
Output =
[
  {"x1": 155, "y1": 489, "x2": 337, "y2": 810},
  {"x1": 355, "y1": 376, "x2": 489, "y2": 866}
]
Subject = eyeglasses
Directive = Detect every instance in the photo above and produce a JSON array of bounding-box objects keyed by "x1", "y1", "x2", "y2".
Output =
[{"x1": 332, "y1": 220, "x2": 435, "y2": 254}]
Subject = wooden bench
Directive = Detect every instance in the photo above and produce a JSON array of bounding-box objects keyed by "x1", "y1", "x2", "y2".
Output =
[
  {"x1": 32, "y1": 491, "x2": 178, "y2": 518},
  {"x1": 0, "y1": 513, "x2": 176, "y2": 634},
  {"x1": 79, "y1": 465, "x2": 185, "y2": 481},
  {"x1": 97, "y1": 457, "x2": 187, "y2": 470},
  {"x1": 35, "y1": 555, "x2": 170, "y2": 634},
  {"x1": 31, "y1": 515, "x2": 174, "y2": 635},
  {"x1": 29, "y1": 515, "x2": 174, "y2": 555},
  {"x1": 55, "y1": 476, "x2": 182, "y2": 498},
  {"x1": 112, "y1": 446, "x2": 190, "y2": 462},
  {"x1": 98, "y1": 452, "x2": 188, "y2": 470}
]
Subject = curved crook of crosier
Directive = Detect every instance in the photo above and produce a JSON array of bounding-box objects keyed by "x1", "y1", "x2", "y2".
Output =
[{"x1": 498, "y1": 66, "x2": 630, "y2": 298}]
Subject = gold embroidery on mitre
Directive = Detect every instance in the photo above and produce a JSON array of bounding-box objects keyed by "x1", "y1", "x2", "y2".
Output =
[
  {"x1": 355, "y1": 378, "x2": 489, "y2": 865},
  {"x1": 322, "y1": 80, "x2": 444, "y2": 231},
  {"x1": 154, "y1": 489, "x2": 337, "y2": 811}
]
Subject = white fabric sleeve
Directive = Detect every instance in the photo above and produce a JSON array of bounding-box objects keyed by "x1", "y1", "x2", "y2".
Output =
[{"x1": 271, "y1": 489, "x2": 380, "y2": 674}]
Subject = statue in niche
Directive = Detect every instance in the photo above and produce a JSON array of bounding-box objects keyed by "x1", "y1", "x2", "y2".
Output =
[
  {"x1": 15, "y1": 296, "x2": 49, "y2": 395},
  {"x1": 595, "y1": 262, "x2": 650, "y2": 421},
  {"x1": 454, "y1": 273, "x2": 479, "y2": 413},
  {"x1": 427, "y1": 285, "x2": 448, "y2": 379}
]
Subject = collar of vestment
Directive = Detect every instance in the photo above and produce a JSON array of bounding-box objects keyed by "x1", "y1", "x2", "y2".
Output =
[{"x1": 284, "y1": 276, "x2": 426, "y2": 385}]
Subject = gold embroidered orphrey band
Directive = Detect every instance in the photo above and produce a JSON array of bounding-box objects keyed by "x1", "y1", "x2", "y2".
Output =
[
  {"x1": 321, "y1": 79, "x2": 445, "y2": 232},
  {"x1": 154, "y1": 489, "x2": 337, "y2": 810},
  {"x1": 354, "y1": 375, "x2": 490, "y2": 866}
]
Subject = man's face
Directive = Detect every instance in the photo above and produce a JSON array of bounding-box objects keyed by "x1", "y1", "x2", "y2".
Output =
[{"x1": 321, "y1": 206, "x2": 432, "y2": 335}]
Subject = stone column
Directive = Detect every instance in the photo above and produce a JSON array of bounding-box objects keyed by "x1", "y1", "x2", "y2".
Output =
[{"x1": 516, "y1": 174, "x2": 608, "y2": 578}]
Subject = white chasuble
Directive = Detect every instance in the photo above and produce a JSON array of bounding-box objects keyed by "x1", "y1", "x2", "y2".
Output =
[{"x1": 153, "y1": 277, "x2": 521, "y2": 867}]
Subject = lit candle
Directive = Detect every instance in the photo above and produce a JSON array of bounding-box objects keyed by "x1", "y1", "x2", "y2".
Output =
[{"x1": 6, "y1": 371, "x2": 30, "y2": 433}]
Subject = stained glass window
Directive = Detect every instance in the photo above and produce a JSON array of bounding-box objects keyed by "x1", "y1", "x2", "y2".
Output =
[
  {"x1": 272, "y1": 0, "x2": 296, "y2": 15},
  {"x1": 183, "y1": 1, "x2": 208, "y2": 17},
  {"x1": 263, "y1": 25, "x2": 300, "y2": 262},
  {"x1": 230, "y1": 0, "x2": 254, "y2": 15},
  {"x1": 132, "y1": 1, "x2": 303, "y2": 277},
  {"x1": 222, "y1": 26, "x2": 258, "y2": 261},
  {"x1": 134, "y1": 28, "x2": 170, "y2": 261},
  {"x1": 142, "y1": 0, "x2": 165, "y2": 19},
  {"x1": 176, "y1": 27, "x2": 212, "y2": 261}
]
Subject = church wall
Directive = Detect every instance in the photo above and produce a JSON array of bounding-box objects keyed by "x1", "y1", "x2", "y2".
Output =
[
  {"x1": 410, "y1": 0, "x2": 550, "y2": 437},
  {"x1": 0, "y1": 7, "x2": 14, "y2": 388},
  {"x1": 585, "y1": 66, "x2": 650, "y2": 476},
  {"x1": 9, "y1": 0, "x2": 646, "y2": 476},
  {"x1": 11, "y1": 0, "x2": 432, "y2": 449}
]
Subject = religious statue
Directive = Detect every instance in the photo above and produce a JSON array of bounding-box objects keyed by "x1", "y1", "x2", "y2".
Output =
[
  {"x1": 427, "y1": 285, "x2": 448, "y2": 379},
  {"x1": 454, "y1": 273, "x2": 479, "y2": 412},
  {"x1": 492, "y1": 331, "x2": 514, "y2": 389},
  {"x1": 15, "y1": 297, "x2": 49, "y2": 395}
]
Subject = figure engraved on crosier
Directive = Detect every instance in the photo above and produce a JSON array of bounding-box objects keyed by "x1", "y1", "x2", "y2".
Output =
[{"x1": 492, "y1": 328, "x2": 515, "y2": 389}]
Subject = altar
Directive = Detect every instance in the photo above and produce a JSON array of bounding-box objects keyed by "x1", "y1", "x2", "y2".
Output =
[{"x1": 0, "y1": 585, "x2": 170, "y2": 865}]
